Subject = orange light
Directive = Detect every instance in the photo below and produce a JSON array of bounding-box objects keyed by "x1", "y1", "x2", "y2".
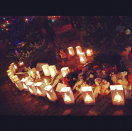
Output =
[
  {"x1": 64, "y1": 93, "x2": 71, "y2": 102},
  {"x1": 37, "y1": 88, "x2": 42, "y2": 95},
  {"x1": 14, "y1": 65, "x2": 17, "y2": 69},
  {"x1": 3, "y1": 25, "x2": 5, "y2": 27},
  {"x1": 113, "y1": 92, "x2": 123, "y2": 102},
  {"x1": 85, "y1": 93, "x2": 93, "y2": 102},
  {"x1": 80, "y1": 56, "x2": 84, "y2": 61},
  {"x1": 6, "y1": 28, "x2": 8, "y2": 31}
]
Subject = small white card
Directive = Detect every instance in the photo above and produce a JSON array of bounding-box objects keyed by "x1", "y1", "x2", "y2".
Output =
[{"x1": 56, "y1": 83, "x2": 67, "y2": 92}]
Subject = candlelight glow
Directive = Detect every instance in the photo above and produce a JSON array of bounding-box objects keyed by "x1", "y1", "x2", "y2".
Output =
[
  {"x1": 25, "y1": 18, "x2": 28, "y2": 22},
  {"x1": 68, "y1": 47, "x2": 75, "y2": 56},
  {"x1": 19, "y1": 61, "x2": 24, "y2": 66},
  {"x1": 110, "y1": 85, "x2": 123, "y2": 90},
  {"x1": 64, "y1": 93, "x2": 71, "y2": 102},
  {"x1": 14, "y1": 65, "x2": 17, "y2": 69},
  {"x1": 23, "y1": 83, "x2": 28, "y2": 89},
  {"x1": 29, "y1": 87, "x2": 33, "y2": 93},
  {"x1": 85, "y1": 93, "x2": 93, "y2": 102},
  {"x1": 37, "y1": 88, "x2": 42, "y2": 95},
  {"x1": 69, "y1": 50, "x2": 72, "y2": 55},
  {"x1": 46, "y1": 92, "x2": 52, "y2": 100},
  {"x1": 82, "y1": 86, "x2": 92, "y2": 91},
  {"x1": 113, "y1": 92, "x2": 123, "y2": 102},
  {"x1": 86, "y1": 49, "x2": 92, "y2": 56},
  {"x1": 80, "y1": 56, "x2": 84, "y2": 61}
]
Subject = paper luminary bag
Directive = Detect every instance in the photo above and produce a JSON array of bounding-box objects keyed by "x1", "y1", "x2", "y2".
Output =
[
  {"x1": 56, "y1": 83, "x2": 67, "y2": 92},
  {"x1": 68, "y1": 47, "x2": 75, "y2": 56},
  {"x1": 49, "y1": 65, "x2": 58, "y2": 78},
  {"x1": 45, "y1": 85, "x2": 58, "y2": 102},
  {"x1": 61, "y1": 87, "x2": 75, "y2": 104},
  {"x1": 34, "y1": 82, "x2": 46, "y2": 97},
  {"x1": 110, "y1": 85, "x2": 125, "y2": 105},
  {"x1": 13, "y1": 77, "x2": 24, "y2": 91},
  {"x1": 61, "y1": 67, "x2": 70, "y2": 77},
  {"x1": 124, "y1": 85, "x2": 132, "y2": 99},
  {"x1": 79, "y1": 52, "x2": 87, "y2": 64},
  {"x1": 81, "y1": 86, "x2": 95, "y2": 105},
  {"x1": 21, "y1": 77, "x2": 29, "y2": 91},
  {"x1": 26, "y1": 81, "x2": 37, "y2": 95},
  {"x1": 42, "y1": 64, "x2": 51, "y2": 76},
  {"x1": 76, "y1": 46, "x2": 82, "y2": 55}
]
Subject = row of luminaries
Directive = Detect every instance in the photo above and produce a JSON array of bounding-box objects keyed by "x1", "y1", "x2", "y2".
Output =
[
  {"x1": 68, "y1": 46, "x2": 93, "y2": 64},
  {"x1": 7, "y1": 62, "x2": 125, "y2": 105}
]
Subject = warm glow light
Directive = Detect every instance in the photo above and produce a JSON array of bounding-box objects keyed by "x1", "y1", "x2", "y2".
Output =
[
  {"x1": 25, "y1": 18, "x2": 28, "y2": 21},
  {"x1": 86, "y1": 49, "x2": 92, "y2": 56},
  {"x1": 61, "y1": 87, "x2": 70, "y2": 92},
  {"x1": 85, "y1": 93, "x2": 93, "y2": 102},
  {"x1": 69, "y1": 50, "x2": 72, "y2": 55},
  {"x1": 61, "y1": 67, "x2": 69, "y2": 77},
  {"x1": 19, "y1": 61, "x2": 24, "y2": 66},
  {"x1": 82, "y1": 86, "x2": 92, "y2": 91},
  {"x1": 37, "y1": 88, "x2": 42, "y2": 95},
  {"x1": 3, "y1": 25, "x2": 5, "y2": 27},
  {"x1": 68, "y1": 47, "x2": 75, "y2": 56},
  {"x1": 64, "y1": 93, "x2": 71, "y2": 102},
  {"x1": 46, "y1": 92, "x2": 52, "y2": 100},
  {"x1": 6, "y1": 28, "x2": 8, "y2": 31},
  {"x1": 113, "y1": 92, "x2": 123, "y2": 102},
  {"x1": 14, "y1": 65, "x2": 17, "y2": 69},
  {"x1": 49, "y1": 65, "x2": 57, "y2": 77},
  {"x1": 80, "y1": 56, "x2": 84, "y2": 61},
  {"x1": 45, "y1": 85, "x2": 52, "y2": 91},
  {"x1": 110, "y1": 85, "x2": 123, "y2": 90},
  {"x1": 76, "y1": 46, "x2": 82, "y2": 55},
  {"x1": 29, "y1": 87, "x2": 33, "y2": 93},
  {"x1": 36, "y1": 71, "x2": 41, "y2": 79},
  {"x1": 23, "y1": 83, "x2": 28, "y2": 89}
]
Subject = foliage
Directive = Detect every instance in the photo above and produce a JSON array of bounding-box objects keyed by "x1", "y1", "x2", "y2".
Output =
[
  {"x1": 80, "y1": 16, "x2": 132, "y2": 64},
  {"x1": 4, "y1": 16, "x2": 49, "y2": 64}
]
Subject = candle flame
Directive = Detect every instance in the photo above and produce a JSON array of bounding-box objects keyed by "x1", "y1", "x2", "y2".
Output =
[
  {"x1": 113, "y1": 92, "x2": 123, "y2": 102},
  {"x1": 37, "y1": 88, "x2": 42, "y2": 95},
  {"x1": 85, "y1": 93, "x2": 93, "y2": 102},
  {"x1": 87, "y1": 49, "x2": 91, "y2": 54},
  {"x1": 64, "y1": 93, "x2": 71, "y2": 102}
]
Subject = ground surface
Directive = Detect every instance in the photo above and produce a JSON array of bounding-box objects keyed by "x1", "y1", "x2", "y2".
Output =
[{"x1": 0, "y1": 24, "x2": 132, "y2": 116}]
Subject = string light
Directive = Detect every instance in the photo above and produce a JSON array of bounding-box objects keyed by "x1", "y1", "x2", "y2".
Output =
[{"x1": 3, "y1": 18, "x2": 5, "y2": 20}]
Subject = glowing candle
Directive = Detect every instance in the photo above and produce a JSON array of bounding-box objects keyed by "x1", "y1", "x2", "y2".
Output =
[
  {"x1": 61, "y1": 67, "x2": 70, "y2": 77},
  {"x1": 110, "y1": 85, "x2": 125, "y2": 105},
  {"x1": 45, "y1": 85, "x2": 58, "y2": 102},
  {"x1": 49, "y1": 65, "x2": 57, "y2": 78},
  {"x1": 68, "y1": 47, "x2": 75, "y2": 56},
  {"x1": 36, "y1": 71, "x2": 41, "y2": 79},
  {"x1": 76, "y1": 46, "x2": 82, "y2": 55},
  {"x1": 42, "y1": 64, "x2": 50, "y2": 76},
  {"x1": 61, "y1": 87, "x2": 75, "y2": 104},
  {"x1": 86, "y1": 49, "x2": 92, "y2": 56},
  {"x1": 81, "y1": 86, "x2": 95, "y2": 105},
  {"x1": 79, "y1": 52, "x2": 87, "y2": 64}
]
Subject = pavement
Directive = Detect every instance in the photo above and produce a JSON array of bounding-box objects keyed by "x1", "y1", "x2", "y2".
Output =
[{"x1": 0, "y1": 24, "x2": 132, "y2": 116}]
